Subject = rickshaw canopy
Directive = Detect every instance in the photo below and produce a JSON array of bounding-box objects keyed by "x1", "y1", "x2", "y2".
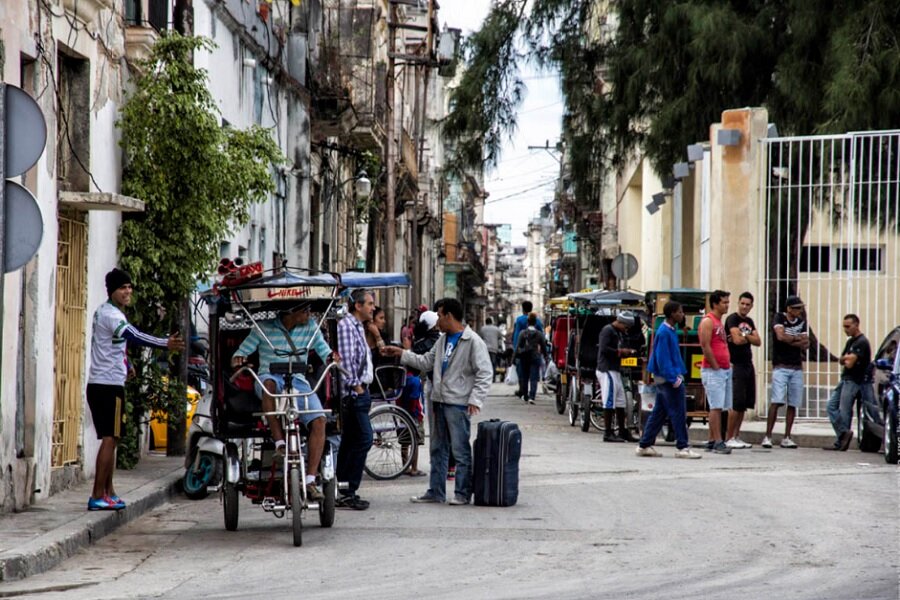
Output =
[{"x1": 338, "y1": 272, "x2": 411, "y2": 290}]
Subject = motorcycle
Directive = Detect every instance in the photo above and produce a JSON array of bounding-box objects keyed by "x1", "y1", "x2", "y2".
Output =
[{"x1": 182, "y1": 343, "x2": 224, "y2": 500}]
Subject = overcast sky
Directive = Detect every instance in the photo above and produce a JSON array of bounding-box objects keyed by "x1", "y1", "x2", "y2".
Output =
[{"x1": 438, "y1": 0, "x2": 564, "y2": 244}]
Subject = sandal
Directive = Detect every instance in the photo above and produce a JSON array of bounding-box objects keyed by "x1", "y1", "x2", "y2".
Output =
[{"x1": 405, "y1": 470, "x2": 427, "y2": 477}]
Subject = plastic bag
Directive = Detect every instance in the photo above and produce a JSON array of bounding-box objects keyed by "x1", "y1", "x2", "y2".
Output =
[
  {"x1": 504, "y1": 366, "x2": 519, "y2": 386},
  {"x1": 544, "y1": 361, "x2": 559, "y2": 380}
]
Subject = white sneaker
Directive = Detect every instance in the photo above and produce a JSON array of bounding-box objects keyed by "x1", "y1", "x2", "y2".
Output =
[
  {"x1": 761, "y1": 436, "x2": 773, "y2": 448},
  {"x1": 725, "y1": 438, "x2": 743, "y2": 449},
  {"x1": 675, "y1": 448, "x2": 702, "y2": 459},
  {"x1": 734, "y1": 437, "x2": 752, "y2": 449},
  {"x1": 635, "y1": 446, "x2": 662, "y2": 457},
  {"x1": 780, "y1": 437, "x2": 798, "y2": 449}
]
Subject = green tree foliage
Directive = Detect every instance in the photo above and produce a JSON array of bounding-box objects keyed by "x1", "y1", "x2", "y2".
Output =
[
  {"x1": 446, "y1": 0, "x2": 900, "y2": 201},
  {"x1": 115, "y1": 32, "x2": 283, "y2": 467}
]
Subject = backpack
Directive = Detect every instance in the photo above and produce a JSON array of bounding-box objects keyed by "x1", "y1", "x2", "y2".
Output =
[{"x1": 517, "y1": 329, "x2": 542, "y2": 360}]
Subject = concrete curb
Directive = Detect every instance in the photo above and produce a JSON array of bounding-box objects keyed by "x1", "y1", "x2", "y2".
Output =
[{"x1": 0, "y1": 468, "x2": 182, "y2": 582}]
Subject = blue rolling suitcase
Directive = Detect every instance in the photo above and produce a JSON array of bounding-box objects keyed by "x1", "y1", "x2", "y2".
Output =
[{"x1": 473, "y1": 419, "x2": 521, "y2": 507}]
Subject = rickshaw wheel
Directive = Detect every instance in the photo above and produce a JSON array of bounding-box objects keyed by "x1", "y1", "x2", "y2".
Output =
[
  {"x1": 579, "y1": 397, "x2": 591, "y2": 432},
  {"x1": 290, "y1": 467, "x2": 303, "y2": 546},
  {"x1": 223, "y1": 482, "x2": 239, "y2": 532},
  {"x1": 567, "y1": 397, "x2": 579, "y2": 426},
  {"x1": 319, "y1": 476, "x2": 336, "y2": 528},
  {"x1": 555, "y1": 380, "x2": 566, "y2": 415}
]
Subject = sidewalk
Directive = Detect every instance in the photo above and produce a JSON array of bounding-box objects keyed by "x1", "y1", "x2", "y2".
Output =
[
  {"x1": 686, "y1": 417, "x2": 837, "y2": 448},
  {"x1": 0, "y1": 453, "x2": 183, "y2": 582}
]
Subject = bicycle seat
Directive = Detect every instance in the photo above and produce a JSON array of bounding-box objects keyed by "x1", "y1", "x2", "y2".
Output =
[{"x1": 270, "y1": 361, "x2": 307, "y2": 376}]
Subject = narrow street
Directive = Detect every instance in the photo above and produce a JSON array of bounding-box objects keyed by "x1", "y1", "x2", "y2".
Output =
[{"x1": 4, "y1": 384, "x2": 896, "y2": 600}]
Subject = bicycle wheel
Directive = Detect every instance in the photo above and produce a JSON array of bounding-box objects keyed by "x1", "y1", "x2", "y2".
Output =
[
  {"x1": 290, "y1": 466, "x2": 303, "y2": 547},
  {"x1": 365, "y1": 406, "x2": 416, "y2": 480}
]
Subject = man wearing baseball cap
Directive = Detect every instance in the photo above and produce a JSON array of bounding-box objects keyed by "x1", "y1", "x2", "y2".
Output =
[
  {"x1": 86, "y1": 268, "x2": 185, "y2": 511},
  {"x1": 595, "y1": 312, "x2": 639, "y2": 442},
  {"x1": 763, "y1": 295, "x2": 810, "y2": 448}
]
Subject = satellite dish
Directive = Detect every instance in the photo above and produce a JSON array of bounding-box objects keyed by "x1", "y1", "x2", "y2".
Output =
[{"x1": 611, "y1": 253, "x2": 638, "y2": 281}]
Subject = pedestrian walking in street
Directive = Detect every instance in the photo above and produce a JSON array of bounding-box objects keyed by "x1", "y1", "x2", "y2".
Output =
[
  {"x1": 725, "y1": 292, "x2": 761, "y2": 449},
  {"x1": 231, "y1": 301, "x2": 338, "y2": 501},
  {"x1": 824, "y1": 314, "x2": 872, "y2": 451},
  {"x1": 335, "y1": 289, "x2": 377, "y2": 510},
  {"x1": 699, "y1": 290, "x2": 733, "y2": 455},
  {"x1": 636, "y1": 301, "x2": 702, "y2": 459},
  {"x1": 86, "y1": 268, "x2": 185, "y2": 511},
  {"x1": 383, "y1": 298, "x2": 493, "y2": 505},
  {"x1": 595, "y1": 312, "x2": 638, "y2": 443},
  {"x1": 515, "y1": 313, "x2": 547, "y2": 404},
  {"x1": 512, "y1": 301, "x2": 543, "y2": 398},
  {"x1": 480, "y1": 317, "x2": 503, "y2": 382},
  {"x1": 763, "y1": 296, "x2": 810, "y2": 448}
]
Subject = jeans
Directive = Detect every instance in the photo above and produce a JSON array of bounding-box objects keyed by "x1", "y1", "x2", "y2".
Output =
[
  {"x1": 427, "y1": 403, "x2": 472, "y2": 502},
  {"x1": 700, "y1": 367, "x2": 733, "y2": 410},
  {"x1": 827, "y1": 379, "x2": 861, "y2": 437},
  {"x1": 639, "y1": 382, "x2": 689, "y2": 450},
  {"x1": 518, "y1": 357, "x2": 541, "y2": 400},
  {"x1": 336, "y1": 390, "x2": 373, "y2": 496},
  {"x1": 771, "y1": 367, "x2": 804, "y2": 408}
]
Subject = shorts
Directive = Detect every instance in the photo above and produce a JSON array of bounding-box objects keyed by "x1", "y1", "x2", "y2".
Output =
[
  {"x1": 771, "y1": 367, "x2": 804, "y2": 408},
  {"x1": 86, "y1": 383, "x2": 126, "y2": 439},
  {"x1": 731, "y1": 363, "x2": 756, "y2": 412},
  {"x1": 257, "y1": 374, "x2": 326, "y2": 426},
  {"x1": 701, "y1": 367, "x2": 733, "y2": 410},
  {"x1": 596, "y1": 370, "x2": 625, "y2": 409}
]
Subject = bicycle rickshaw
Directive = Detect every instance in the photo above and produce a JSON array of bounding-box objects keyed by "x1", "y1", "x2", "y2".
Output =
[
  {"x1": 545, "y1": 296, "x2": 574, "y2": 414},
  {"x1": 335, "y1": 272, "x2": 421, "y2": 481},
  {"x1": 640, "y1": 289, "x2": 712, "y2": 441},
  {"x1": 206, "y1": 265, "x2": 353, "y2": 546},
  {"x1": 562, "y1": 290, "x2": 646, "y2": 434}
]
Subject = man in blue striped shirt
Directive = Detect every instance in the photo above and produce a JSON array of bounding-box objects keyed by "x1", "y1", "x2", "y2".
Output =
[{"x1": 232, "y1": 303, "x2": 338, "y2": 501}]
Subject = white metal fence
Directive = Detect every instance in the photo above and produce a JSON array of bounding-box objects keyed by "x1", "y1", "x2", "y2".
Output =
[{"x1": 758, "y1": 130, "x2": 900, "y2": 419}]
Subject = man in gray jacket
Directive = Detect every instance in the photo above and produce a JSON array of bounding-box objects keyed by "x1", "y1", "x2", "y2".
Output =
[{"x1": 383, "y1": 297, "x2": 493, "y2": 505}]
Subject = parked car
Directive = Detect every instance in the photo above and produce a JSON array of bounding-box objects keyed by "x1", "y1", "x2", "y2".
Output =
[
  {"x1": 857, "y1": 326, "x2": 900, "y2": 459},
  {"x1": 148, "y1": 383, "x2": 201, "y2": 451}
]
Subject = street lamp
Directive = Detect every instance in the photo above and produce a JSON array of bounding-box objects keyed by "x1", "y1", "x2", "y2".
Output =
[{"x1": 350, "y1": 170, "x2": 371, "y2": 199}]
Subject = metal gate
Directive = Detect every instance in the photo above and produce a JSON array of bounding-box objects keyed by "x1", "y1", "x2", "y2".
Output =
[
  {"x1": 53, "y1": 210, "x2": 88, "y2": 466},
  {"x1": 758, "y1": 131, "x2": 900, "y2": 419}
]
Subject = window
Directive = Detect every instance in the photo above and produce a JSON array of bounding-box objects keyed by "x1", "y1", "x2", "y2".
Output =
[{"x1": 800, "y1": 245, "x2": 883, "y2": 273}]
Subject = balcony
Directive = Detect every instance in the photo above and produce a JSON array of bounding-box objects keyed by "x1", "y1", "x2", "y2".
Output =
[
  {"x1": 124, "y1": 0, "x2": 168, "y2": 65},
  {"x1": 62, "y1": 0, "x2": 115, "y2": 24}
]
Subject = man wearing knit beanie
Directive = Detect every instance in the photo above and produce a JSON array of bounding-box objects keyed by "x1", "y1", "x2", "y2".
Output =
[{"x1": 85, "y1": 267, "x2": 185, "y2": 511}]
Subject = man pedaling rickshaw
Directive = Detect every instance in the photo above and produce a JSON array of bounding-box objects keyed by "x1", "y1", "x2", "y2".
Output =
[{"x1": 230, "y1": 301, "x2": 340, "y2": 502}]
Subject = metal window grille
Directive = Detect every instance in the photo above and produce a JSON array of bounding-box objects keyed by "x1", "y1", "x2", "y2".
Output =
[
  {"x1": 53, "y1": 211, "x2": 88, "y2": 467},
  {"x1": 759, "y1": 131, "x2": 900, "y2": 419}
]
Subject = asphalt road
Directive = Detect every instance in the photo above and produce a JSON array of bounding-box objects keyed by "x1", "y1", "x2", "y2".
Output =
[{"x1": 3, "y1": 384, "x2": 898, "y2": 600}]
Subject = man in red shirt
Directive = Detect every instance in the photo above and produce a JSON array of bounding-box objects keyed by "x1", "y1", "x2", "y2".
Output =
[{"x1": 699, "y1": 290, "x2": 733, "y2": 455}]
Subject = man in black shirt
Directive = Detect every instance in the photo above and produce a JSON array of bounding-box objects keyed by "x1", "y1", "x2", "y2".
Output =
[
  {"x1": 595, "y1": 312, "x2": 638, "y2": 442},
  {"x1": 724, "y1": 292, "x2": 761, "y2": 449},
  {"x1": 763, "y1": 296, "x2": 810, "y2": 449},
  {"x1": 824, "y1": 314, "x2": 872, "y2": 451}
]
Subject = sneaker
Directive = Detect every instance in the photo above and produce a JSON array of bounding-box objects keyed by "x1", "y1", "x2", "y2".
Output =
[
  {"x1": 761, "y1": 436, "x2": 773, "y2": 448},
  {"x1": 107, "y1": 495, "x2": 126, "y2": 509},
  {"x1": 780, "y1": 437, "x2": 798, "y2": 449},
  {"x1": 725, "y1": 438, "x2": 744, "y2": 449},
  {"x1": 448, "y1": 496, "x2": 470, "y2": 506},
  {"x1": 635, "y1": 446, "x2": 662, "y2": 457},
  {"x1": 713, "y1": 441, "x2": 732, "y2": 454},
  {"x1": 705, "y1": 440, "x2": 715, "y2": 452},
  {"x1": 87, "y1": 496, "x2": 117, "y2": 511},
  {"x1": 336, "y1": 494, "x2": 369, "y2": 510},
  {"x1": 305, "y1": 483, "x2": 325, "y2": 502},
  {"x1": 447, "y1": 468, "x2": 456, "y2": 481},
  {"x1": 822, "y1": 444, "x2": 840, "y2": 451},
  {"x1": 603, "y1": 433, "x2": 626, "y2": 443},
  {"x1": 410, "y1": 492, "x2": 442, "y2": 504},
  {"x1": 675, "y1": 447, "x2": 703, "y2": 459},
  {"x1": 527, "y1": 398, "x2": 536, "y2": 404},
  {"x1": 734, "y1": 437, "x2": 752, "y2": 449}
]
